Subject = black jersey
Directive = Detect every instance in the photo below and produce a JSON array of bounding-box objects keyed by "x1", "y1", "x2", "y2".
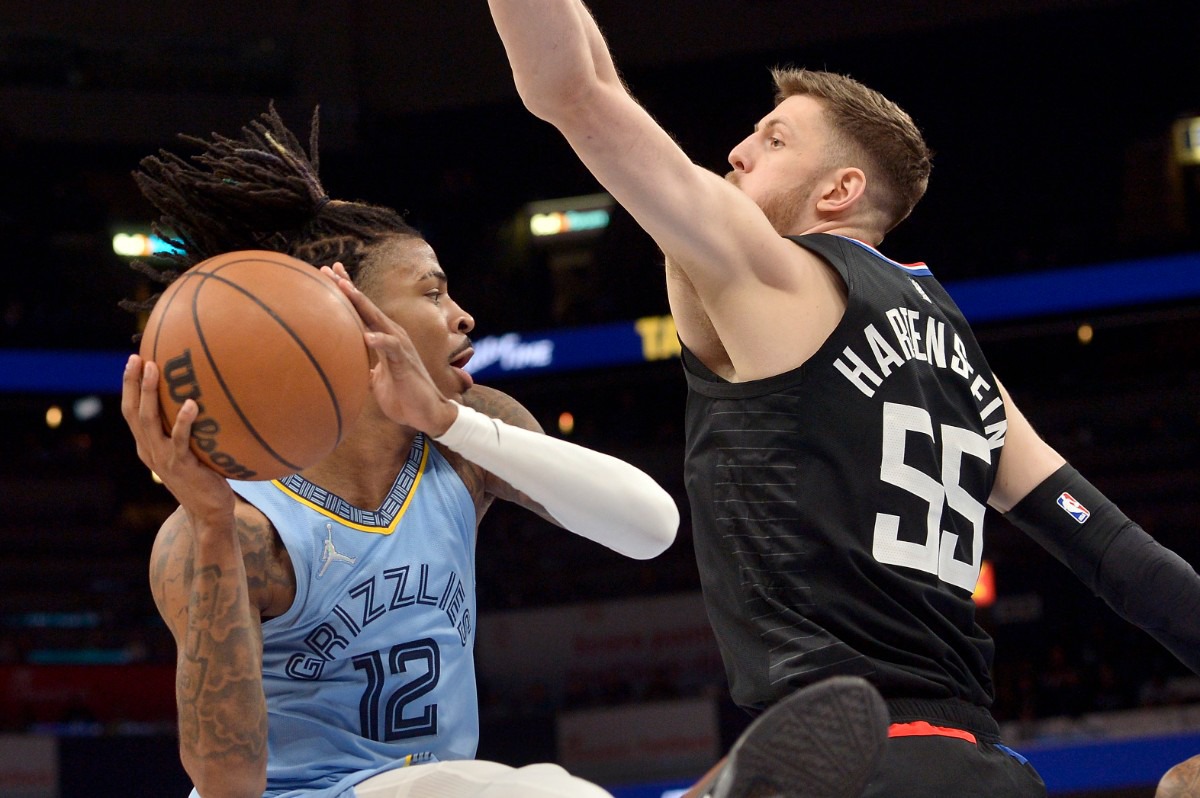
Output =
[{"x1": 683, "y1": 233, "x2": 1005, "y2": 714}]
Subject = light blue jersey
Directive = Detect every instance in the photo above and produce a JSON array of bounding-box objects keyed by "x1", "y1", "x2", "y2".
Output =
[{"x1": 225, "y1": 434, "x2": 479, "y2": 798}]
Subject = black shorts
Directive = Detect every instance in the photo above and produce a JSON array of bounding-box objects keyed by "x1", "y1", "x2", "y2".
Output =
[{"x1": 861, "y1": 699, "x2": 1047, "y2": 798}]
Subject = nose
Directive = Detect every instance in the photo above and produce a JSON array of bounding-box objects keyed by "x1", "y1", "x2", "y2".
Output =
[
  {"x1": 728, "y1": 133, "x2": 753, "y2": 173},
  {"x1": 452, "y1": 300, "x2": 475, "y2": 334}
]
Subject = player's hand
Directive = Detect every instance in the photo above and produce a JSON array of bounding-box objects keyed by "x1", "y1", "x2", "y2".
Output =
[
  {"x1": 322, "y1": 265, "x2": 459, "y2": 436},
  {"x1": 121, "y1": 354, "x2": 236, "y2": 523}
]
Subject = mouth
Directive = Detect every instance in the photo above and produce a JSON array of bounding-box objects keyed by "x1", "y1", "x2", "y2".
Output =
[{"x1": 449, "y1": 342, "x2": 474, "y2": 390}]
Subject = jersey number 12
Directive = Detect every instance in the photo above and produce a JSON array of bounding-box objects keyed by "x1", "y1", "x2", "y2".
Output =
[{"x1": 352, "y1": 638, "x2": 440, "y2": 742}]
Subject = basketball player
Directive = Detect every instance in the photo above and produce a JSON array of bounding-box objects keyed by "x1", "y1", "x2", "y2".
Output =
[
  {"x1": 120, "y1": 107, "x2": 885, "y2": 798},
  {"x1": 486, "y1": 1, "x2": 1200, "y2": 795}
]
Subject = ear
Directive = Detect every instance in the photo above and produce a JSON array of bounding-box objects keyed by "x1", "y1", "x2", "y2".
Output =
[{"x1": 815, "y1": 167, "x2": 867, "y2": 215}]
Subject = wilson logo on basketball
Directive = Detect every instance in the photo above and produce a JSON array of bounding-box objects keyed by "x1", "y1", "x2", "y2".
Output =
[
  {"x1": 162, "y1": 348, "x2": 258, "y2": 480},
  {"x1": 139, "y1": 250, "x2": 370, "y2": 481}
]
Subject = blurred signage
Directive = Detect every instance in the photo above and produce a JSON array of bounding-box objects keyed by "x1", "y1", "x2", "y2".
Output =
[
  {"x1": 5, "y1": 250, "x2": 1200, "y2": 393},
  {"x1": 558, "y1": 698, "x2": 719, "y2": 786},
  {"x1": 0, "y1": 665, "x2": 175, "y2": 727},
  {"x1": 525, "y1": 193, "x2": 614, "y2": 241},
  {"x1": 463, "y1": 314, "x2": 678, "y2": 380},
  {"x1": 0, "y1": 735, "x2": 58, "y2": 798},
  {"x1": 475, "y1": 592, "x2": 723, "y2": 697}
]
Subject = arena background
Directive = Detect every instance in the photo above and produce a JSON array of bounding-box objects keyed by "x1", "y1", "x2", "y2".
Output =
[{"x1": 1, "y1": 1, "x2": 1199, "y2": 795}]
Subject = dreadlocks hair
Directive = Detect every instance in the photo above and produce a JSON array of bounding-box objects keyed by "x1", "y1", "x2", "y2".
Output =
[{"x1": 122, "y1": 102, "x2": 420, "y2": 317}]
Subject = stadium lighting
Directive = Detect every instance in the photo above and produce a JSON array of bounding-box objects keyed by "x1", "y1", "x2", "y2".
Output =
[
  {"x1": 1173, "y1": 116, "x2": 1200, "y2": 166},
  {"x1": 525, "y1": 193, "x2": 614, "y2": 240},
  {"x1": 112, "y1": 228, "x2": 184, "y2": 258}
]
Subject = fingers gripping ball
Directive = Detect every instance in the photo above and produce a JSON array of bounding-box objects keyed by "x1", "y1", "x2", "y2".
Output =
[{"x1": 139, "y1": 250, "x2": 370, "y2": 481}]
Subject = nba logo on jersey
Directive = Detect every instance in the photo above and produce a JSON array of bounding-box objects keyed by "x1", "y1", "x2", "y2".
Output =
[{"x1": 1057, "y1": 492, "x2": 1090, "y2": 523}]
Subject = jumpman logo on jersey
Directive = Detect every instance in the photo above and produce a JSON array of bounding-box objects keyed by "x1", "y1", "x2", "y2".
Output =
[{"x1": 318, "y1": 524, "x2": 357, "y2": 577}]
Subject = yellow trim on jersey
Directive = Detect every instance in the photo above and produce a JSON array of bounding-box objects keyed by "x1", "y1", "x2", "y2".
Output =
[{"x1": 269, "y1": 442, "x2": 430, "y2": 535}]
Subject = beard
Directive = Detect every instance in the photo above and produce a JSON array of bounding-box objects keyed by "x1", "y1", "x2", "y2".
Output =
[{"x1": 726, "y1": 170, "x2": 820, "y2": 235}]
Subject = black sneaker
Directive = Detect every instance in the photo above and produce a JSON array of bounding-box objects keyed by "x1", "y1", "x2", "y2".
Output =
[{"x1": 708, "y1": 676, "x2": 888, "y2": 798}]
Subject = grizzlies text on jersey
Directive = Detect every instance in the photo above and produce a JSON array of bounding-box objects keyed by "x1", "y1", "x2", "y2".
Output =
[{"x1": 230, "y1": 434, "x2": 478, "y2": 797}]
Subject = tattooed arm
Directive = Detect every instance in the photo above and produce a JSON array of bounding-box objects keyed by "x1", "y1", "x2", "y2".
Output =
[
  {"x1": 149, "y1": 504, "x2": 270, "y2": 798},
  {"x1": 122, "y1": 354, "x2": 273, "y2": 798}
]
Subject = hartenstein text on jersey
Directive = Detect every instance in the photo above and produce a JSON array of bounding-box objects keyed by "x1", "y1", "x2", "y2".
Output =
[{"x1": 832, "y1": 304, "x2": 1007, "y2": 449}]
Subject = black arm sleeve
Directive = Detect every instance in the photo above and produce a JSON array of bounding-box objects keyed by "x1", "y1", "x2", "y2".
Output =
[{"x1": 1004, "y1": 463, "x2": 1200, "y2": 674}]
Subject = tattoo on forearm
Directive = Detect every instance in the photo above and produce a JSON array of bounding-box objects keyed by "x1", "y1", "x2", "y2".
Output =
[{"x1": 177, "y1": 561, "x2": 267, "y2": 763}]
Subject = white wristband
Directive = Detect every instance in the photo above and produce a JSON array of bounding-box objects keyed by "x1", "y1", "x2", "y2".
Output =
[{"x1": 435, "y1": 403, "x2": 678, "y2": 559}]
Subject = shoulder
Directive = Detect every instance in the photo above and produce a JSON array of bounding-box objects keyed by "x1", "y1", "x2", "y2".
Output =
[
  {"x1": 460, "y1": 384, "x2": 543, "y2": 433},
  {"x1": 787, "y1": 233, "x2": 869, "y2": 277},
  {"x1": 434, "y1": 385, "x2": 547, "y2": 525},
  {"x1": 1158, "y1": 754, "x2": 1200, "y2": 798},
  {"x1": 148, "y1": 498, "x2": 294, "y2": 621}
]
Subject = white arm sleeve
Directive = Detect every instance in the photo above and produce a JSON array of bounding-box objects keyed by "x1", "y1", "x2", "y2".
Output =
[{"x1": 434, "y1": 402, "x2": 678, "y2": 559}]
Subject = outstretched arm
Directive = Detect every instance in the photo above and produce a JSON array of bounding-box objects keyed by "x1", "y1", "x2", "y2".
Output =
[
  {"x1": 1007, "y1": 462, "x2": 1200, "y2": 674},
  {"x1": 438, "y1": 388, "x2": 679, "y2": 560},
  {"x1": 487, "y1": 1, "x2": 845, "y2": 381},
  {"x1": 991, "y1": 378, "x2": 1200, "y2": 674},
  {"x1": 486, "y1": 0, "x2": 622, "y2": 116},
  {"x1": 487, "y1": 0, "x2": 759, "y2": 276}
]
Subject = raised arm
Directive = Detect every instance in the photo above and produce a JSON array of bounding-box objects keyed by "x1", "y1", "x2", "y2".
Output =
[
  {"x1": 487, "y1": 1, "x2": 845, "y2": 381},
  {"x1": 123, "y1": 356, "x2": 268, "y2": 798},
  {"x1": 486, "y1": 0, "x2": 622, "y2": 116},
  {"x1": 488, "y1": 0, "x2": 756, "y2": 268}
]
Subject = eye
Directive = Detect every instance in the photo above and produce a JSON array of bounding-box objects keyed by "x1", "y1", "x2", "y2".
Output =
[
  {"x1": 426, "y1": 290, "x2": 443, "y2": 305},
  {"x1": 768, "y1": 137, "x2": 783, "y2": 149}
]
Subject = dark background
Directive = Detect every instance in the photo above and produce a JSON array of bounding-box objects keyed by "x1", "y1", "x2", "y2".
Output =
[{"x1": 1, "y1": 1, "x2": 1199, "y2": 794}]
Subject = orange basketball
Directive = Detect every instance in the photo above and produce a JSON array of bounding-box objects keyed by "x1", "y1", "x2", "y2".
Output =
[{"x1": 138, "y1": 250, "x2": 370, "y2": 481}]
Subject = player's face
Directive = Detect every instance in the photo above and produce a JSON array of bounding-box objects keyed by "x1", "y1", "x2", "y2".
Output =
[
  {"x1": 363, "y1": 235, "x2": 476, "y2": 400},
  {"x1": 726, "y1": 94, "x2": 836, "y2": 233}
]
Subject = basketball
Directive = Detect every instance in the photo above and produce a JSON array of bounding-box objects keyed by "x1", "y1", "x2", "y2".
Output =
[{"x1": 138, "y1": 250, "x2": 371, "y2": 481}]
